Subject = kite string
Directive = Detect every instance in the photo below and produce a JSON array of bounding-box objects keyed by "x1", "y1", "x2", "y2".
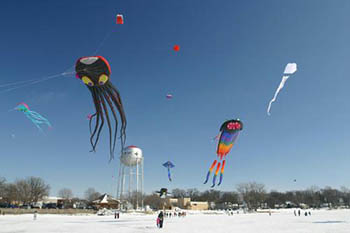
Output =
[
  {"x1": 93, "y1": 29, "x2": 114, "y2": 55},
  {"x1": 0, "y1": 71, "x2": 75, "y2": 94},
  {"x1": 0, "y1": 22, "x2": 115, "y2": 94}
]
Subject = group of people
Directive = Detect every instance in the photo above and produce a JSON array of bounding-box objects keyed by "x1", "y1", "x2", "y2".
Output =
[
  {"x1": 164, "y1": 211, "x2": 186, "y2": 218},
  {"x1": 294, "y1": 209, "x2": 312, "y2": 216},
  {"x1": 156, "y1": 210, "x2": 187, "y2": 228}
]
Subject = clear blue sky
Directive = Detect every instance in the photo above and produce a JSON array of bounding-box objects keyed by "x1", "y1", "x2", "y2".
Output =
[{"x1": 0, "y1": 0, "x2": 349, "y2": 198}]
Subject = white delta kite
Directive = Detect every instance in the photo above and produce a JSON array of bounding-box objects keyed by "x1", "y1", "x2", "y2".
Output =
[{"x1": 267, "y1": 63, "x2": 297, "y2": 115}]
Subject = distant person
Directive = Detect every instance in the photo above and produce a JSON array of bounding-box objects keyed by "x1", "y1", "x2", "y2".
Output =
[
  {"x1": 157, "y1": 211, "x2": 164, "y2": 228},
  {"x1": 304, "y1": 212, "x2": 308, "y2": 216},
  {"x1": 309, "y1": 211, "x2": 311, "y2": 216},
  {"x1": 298, "y1": 210, "x2": 301, "y2": 216},
  {"x1": 294, "y1": 210, "x2": 296, "y2": 216},
  {"x1": 33, "y1": 211, "x2": 37, "y2": 220}
]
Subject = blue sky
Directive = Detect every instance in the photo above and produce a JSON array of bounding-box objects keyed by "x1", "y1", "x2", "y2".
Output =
[{"x1": 0, "y1": 0, "x2": 349, "y2": 198}]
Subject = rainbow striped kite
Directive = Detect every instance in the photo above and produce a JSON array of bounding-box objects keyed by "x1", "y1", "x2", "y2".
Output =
[{"x1": 204, "y1": 119, "x2": 243, "y2": 187}]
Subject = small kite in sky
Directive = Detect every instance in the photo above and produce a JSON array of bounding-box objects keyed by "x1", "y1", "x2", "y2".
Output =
[
  {"x1": 173, "y1": 45, "x2": 180, "y2": 52},
  {"x1": 204, "y1": 119, "x2": 243, "y2": 188},
  {"x1": 116, "y1": 14, "x2": 124, "y2": 24},
  {"x1": 267, "y1": 63, "x2": 297, "y2": 115},
  {"x1": 163, "y1": 161, "x2": 175, "y2": 181},
  {"x1": 166, "y1": 94, "x2": 173, "y2": 99},
  {"x1": 75, "y1": 56, "x2": 127, "y2": 161},
  {"x1": 15, "y1": 103, "x2": 52, "y2": 133}
]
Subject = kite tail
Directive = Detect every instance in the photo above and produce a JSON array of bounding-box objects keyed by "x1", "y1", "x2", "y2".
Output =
[
  {"x1": 167, "y1": 168, "x2": 172, "y2": 182},
  {"x1": 217, "y1": 160, "x2": 226, "y2": 186},
  {"x1": 204, "y1": 160, "x2": 217, "y2": 184},
  {"x1": 211, "y1": 162, "x2": 221, "y2": 188}
]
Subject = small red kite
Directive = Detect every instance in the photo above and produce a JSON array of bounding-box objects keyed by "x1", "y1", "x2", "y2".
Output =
[{"x1": 116, "y1": 14, "x2": 124, "y2": 24}]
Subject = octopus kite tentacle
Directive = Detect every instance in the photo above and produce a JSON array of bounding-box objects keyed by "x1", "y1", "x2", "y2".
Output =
[
  {"x1": 102, "y1": 86, "x2": 119, "y2": 155},
  {"x1": 99, "y1": 91, "x2": 114, "y2": 160},
  {"x1": 105, "y1": 85, "x2": 127, "y2": 150},
  {"x1": 90, "y1": 88, "x2": 105, "y2": 152},
  {"x1": 88, "y1": 113, "x2": 97, "y2": 134},
  {"x1": 204, "y1": 160, "x2": 217, "y2": 184}
]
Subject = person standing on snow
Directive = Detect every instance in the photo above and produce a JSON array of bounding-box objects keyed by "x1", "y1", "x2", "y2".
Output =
[{"x1": 157, "y1": 211, "x2": 164, "y2": 228}]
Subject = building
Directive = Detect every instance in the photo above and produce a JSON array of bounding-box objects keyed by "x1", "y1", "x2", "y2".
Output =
[
  {"x1": 161, "y1": 197, "x2": 209, "y2": 210},
  {"x1": 92, "y1": 194, "x2": 120, "y2": 209}
]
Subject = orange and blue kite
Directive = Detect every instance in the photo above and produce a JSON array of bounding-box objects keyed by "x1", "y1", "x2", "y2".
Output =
[{"x1": 204, "y1": 119, "x2": 243, "y2": 188}]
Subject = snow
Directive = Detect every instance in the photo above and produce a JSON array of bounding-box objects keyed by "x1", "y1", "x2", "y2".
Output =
[{"x1": 0, "y1": 209, "x2": 349, "y2": 233}]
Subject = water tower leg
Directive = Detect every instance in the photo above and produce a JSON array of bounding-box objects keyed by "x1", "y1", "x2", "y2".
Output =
[
  {"x1": 141, "y1": 158, "x2": 144, "y2": 210},
  {"x1": 136, "y1": 160, "x2": 139, "y2": 210}
]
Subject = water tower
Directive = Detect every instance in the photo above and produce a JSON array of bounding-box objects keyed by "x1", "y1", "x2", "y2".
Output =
[{"x1": 116, "y1": 145, "x2": 144, "y2": 210}]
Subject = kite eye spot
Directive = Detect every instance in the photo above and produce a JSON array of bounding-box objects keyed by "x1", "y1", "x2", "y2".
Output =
[
  {"x1": 227, "y1": 122, "x2": 235, "y2": 130},
  {"x1": 82, "y1": 76, "x2": 94, "y2": 87},
  {"x1": 98, "y1": 74, "x2": 109, "y2": 85}
]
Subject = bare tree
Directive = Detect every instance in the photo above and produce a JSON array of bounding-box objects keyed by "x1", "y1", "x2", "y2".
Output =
[
  {"x1": 58, "y1": 188, "x2": 74, "y2": 200},
  {"x1": 15, "y1": 179, "x2": 31, "y2": 204},
  {"x1": 219, "y1": 192, "x2": 239, "y2": 204},
  {"x1": 171, "y1": 188, "x2": 187, "y2": 198},
  {"x1": 340, "y1": 186, "x2": 350, "y2": 206},
  {"x1": 84, "y1": 188, "x2": 101, "y2": 202},
  {"x1": 237, "y1": 182, "x2": 266, "y2": 210},
  {"x1": 322, "y1": 186, "x2": 340, "y2": 207},
  {"x1": 198, "y1": 190, "x2": 221, "y2": 203},
  {"x1": 0, "y1": 177, "x2": 6, "y2": 198},
  {"x1": 3, "y1": 183, "x2": 18, "y2": 204},
  {"x1": 186, "y1": 188, "x2": 200, "y2": 200},
  {"x1": 27, "y1": 177, "x2": 50, "y2": 203},
  {"x1": 127, "y1": 191, "x2": 143, "y2": 209},
  {"x1": 143, "y1": 194, "x2": 163, "y2": 210}
]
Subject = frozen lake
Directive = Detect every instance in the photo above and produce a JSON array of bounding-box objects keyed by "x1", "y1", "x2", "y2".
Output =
[{"x1": 0, "y1": 209, "x2": 349, "y2": 233}]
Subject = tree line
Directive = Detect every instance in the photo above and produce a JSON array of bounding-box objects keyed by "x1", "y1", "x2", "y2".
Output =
[
  {"x1": 144, "y1": 182, "x2": 350, "y2": 210},
  {"x1": 0, "y1": 177, "x2": 103, "y2": 208},
  {"x1": 1, "y1": 177, "x2": 350, "y2": 210}
]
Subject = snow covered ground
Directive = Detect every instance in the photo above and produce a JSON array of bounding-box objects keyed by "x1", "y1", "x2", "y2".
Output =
[{"x1": 0, "y1": 209, "x2": 349, "y2": 233}]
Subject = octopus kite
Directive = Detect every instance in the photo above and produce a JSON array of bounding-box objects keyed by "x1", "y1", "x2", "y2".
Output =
[
  {"x1": 75, "y1": 56, "x2": 127, "y2": 160},
  {"x1": 15, "y1": 103, "x2": 52, "y2": 132},
  {"x1": 204, "y1": 119, "x2": 243, "y2": 188}
]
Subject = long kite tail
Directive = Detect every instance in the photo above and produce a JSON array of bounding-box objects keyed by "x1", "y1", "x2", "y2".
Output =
[
  {"x1": 217, "y1": 160, "x2": 226, "y2": 186},
  {"x1": 204, "y1": 160, "x2": 217, "y2": 184},
  {"x1": 167, "y1": 168, "x2": 172, "y2": 182},
  {"x1": 211, "y1": 162, "x2": 221, "y2": 188}
]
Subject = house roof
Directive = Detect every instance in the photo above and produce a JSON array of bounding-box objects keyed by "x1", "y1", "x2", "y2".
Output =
[{"x1": 93, "y1": 193, "x2": 119, "y2": 204}]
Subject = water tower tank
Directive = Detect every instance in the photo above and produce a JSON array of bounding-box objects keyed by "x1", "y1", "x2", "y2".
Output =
[{"x1": 120, "y1": 145, "x2": 143, "y2": 167}]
